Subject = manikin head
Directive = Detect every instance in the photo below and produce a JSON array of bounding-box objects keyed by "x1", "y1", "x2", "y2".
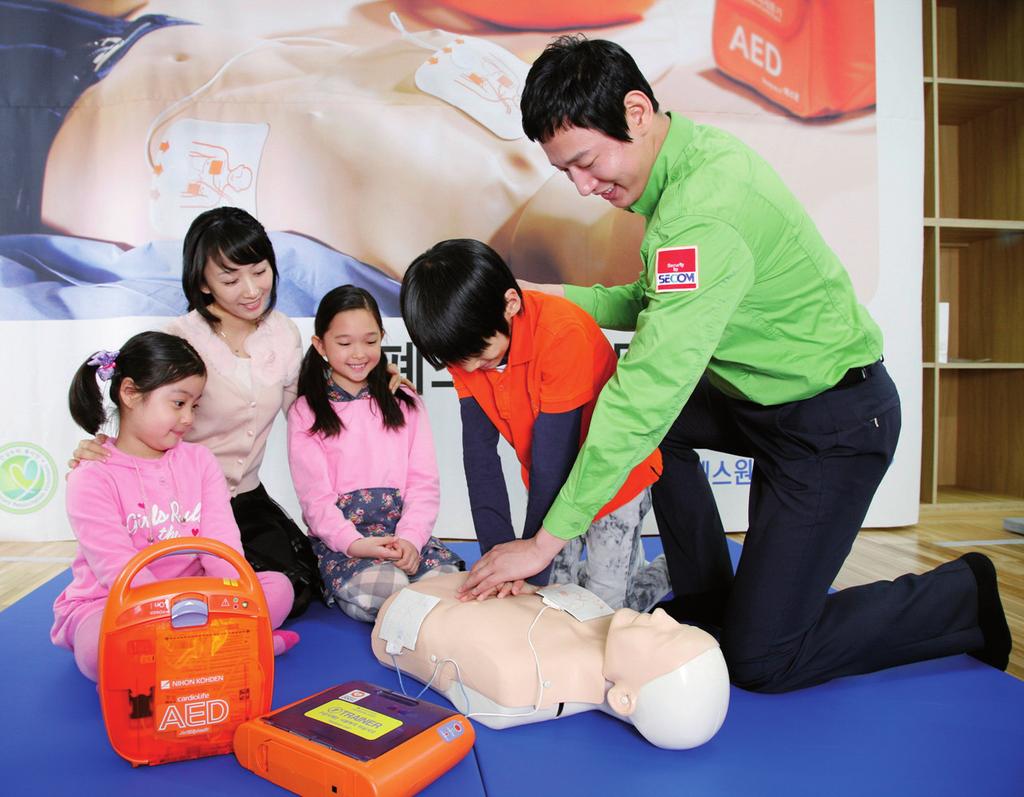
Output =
[{"x1": 603, "y1": 608, "x2": 730, "y2": 749}]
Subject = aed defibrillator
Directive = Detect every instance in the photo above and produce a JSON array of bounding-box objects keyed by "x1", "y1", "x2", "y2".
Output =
[
  {"x1": 713, "y1": 0, "x2": 876, "y2": 118},
  {"x1": 98, "y1": 538, "x2": 275, "y2": 766},
  {"x1": 233, "y1": 681, "x2": 475, "y2": 797}
]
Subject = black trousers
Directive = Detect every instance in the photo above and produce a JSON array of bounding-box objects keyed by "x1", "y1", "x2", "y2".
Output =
[
  {"x1": 653, "y1": 363, "x2": 982, "y2": 692},
  {"x1": 230, "y1": 483, "x2": 322, "y2": 619}
]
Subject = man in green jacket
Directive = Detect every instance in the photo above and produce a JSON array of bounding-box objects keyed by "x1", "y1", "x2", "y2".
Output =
[{"x1": 458, "y1": 35, "x2": 1011, "y2": 693}]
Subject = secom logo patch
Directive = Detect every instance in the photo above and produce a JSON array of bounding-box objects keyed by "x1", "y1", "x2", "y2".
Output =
[
  {"x1": 0, "y1": 442, "x2": 58, "y2": 514},
  {"x1": 654, "y1": 246, "x2": 699, "y2": 293}
]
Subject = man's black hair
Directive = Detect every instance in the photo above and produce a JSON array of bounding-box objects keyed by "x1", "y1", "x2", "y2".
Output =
[{"x1": 521, "y1": 34, "x2": 659, "y2": 144}]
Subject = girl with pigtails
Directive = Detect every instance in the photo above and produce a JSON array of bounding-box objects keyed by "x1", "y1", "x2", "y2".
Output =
[
  {"x1": 287, "y1": 286, "x2": 463, "y2": 622},
  {"x1": 52, "y1": 331, "x2": 298, "y2": 682}
]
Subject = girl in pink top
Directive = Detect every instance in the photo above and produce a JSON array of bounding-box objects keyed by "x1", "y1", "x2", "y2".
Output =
[
  {"x1": 53, "y1": 331, "x2": 298, "y2": 681},
  {"x1": 288, "y1": 286, "x2": 463, "y2": 622}
]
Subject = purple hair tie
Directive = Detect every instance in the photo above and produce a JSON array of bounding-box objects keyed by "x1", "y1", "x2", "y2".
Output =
[{"x1": 87, "y1": 349, "x2": 119, "y2": 382}]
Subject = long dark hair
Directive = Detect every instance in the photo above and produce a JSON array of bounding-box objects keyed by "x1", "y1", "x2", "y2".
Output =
[
  {"x1": 297, "y1": 286, "x2": 414, "y2": 437},
  {"x1": 69, "y1": 332, "x2": 206, "y2": 434},
  {"x1": 181, "y1": 206, "x2": 279, "y2": 329}
]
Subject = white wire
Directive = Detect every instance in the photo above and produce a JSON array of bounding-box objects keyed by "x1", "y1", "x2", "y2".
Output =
[
  {"x1": 143, "y1": 35, "x2": 352, "y2": 171},
  {"x1": 385, "y1": 603, "x2": 555, "y2": 721},
  {"x1": 388, "y1": 11, "x2": 443, "y2": 51},
  {"x1": 390, "y1": 652, "x2": 445, "y2": 701},
  {"x1": 144, "y1": 8, "x2": 456, "y2": 170},
  {"x1": 465, "y1": 603, "x2": 550, "y2": 720},
  {"x1": 390, "y1": 652, "x2": 409, "y2": 696}
]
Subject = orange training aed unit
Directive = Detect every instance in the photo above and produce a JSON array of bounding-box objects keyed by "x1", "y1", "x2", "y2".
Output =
[
  {"x1": 98, "y1": 538, "x2": 274, "y2": 766},
  {"x1": 234, "y1": 681, "x2": 475, "y2": 797}
]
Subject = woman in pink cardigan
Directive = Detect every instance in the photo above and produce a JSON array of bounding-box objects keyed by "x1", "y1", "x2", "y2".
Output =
[
  {"x1": 288, "y1": 286, "x2": 463, "y2": 622},
  {"x1": 73, "y1": 208, "x2": 320, "y2": 617}
]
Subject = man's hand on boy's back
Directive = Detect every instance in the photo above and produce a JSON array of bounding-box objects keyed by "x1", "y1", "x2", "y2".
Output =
[
  {"x1": 517, "y1": 280, "x2": 565, "y2": 298},
  {"x1": 457, "y1": 528, "x2": 567, "y2": 601}
]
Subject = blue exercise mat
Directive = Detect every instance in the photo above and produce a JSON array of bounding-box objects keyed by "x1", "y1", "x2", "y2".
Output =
[
  {"x1": 0, "y1": 562, "x2": 485, "y2": 795},
  {"x1": 470, "y1": 539, "x2": 1024, "y2": 797},
  {"x1": 2, "y1": 538, "x2": 1022, "y2": 796}
]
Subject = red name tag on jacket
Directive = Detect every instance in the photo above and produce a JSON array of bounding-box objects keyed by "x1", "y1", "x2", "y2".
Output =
[{"x1": 655, "y1": 246, "x2": 699, "y2": 292}]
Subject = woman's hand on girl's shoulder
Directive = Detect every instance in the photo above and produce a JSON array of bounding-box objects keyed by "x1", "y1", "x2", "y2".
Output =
[
  {"x1": 67, "y1": 434, "x2": 110, "y2": 471},
  {"x1": 386, "y1": 362, "x2": 417, "y2": 395}
]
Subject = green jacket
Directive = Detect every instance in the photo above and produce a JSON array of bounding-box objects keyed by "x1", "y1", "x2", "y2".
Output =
[{"x1": 544, "y1": 113, "x2": 883, "y2": 540}]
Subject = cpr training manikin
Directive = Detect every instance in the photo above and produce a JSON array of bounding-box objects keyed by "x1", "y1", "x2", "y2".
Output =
[{"x1": 371, "y1": 573, "x2": 730, "y2": 749}]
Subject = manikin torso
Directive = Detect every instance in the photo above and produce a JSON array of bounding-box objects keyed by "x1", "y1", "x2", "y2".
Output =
[{"x1": 370, "y1": 573, "x2": 717, "y2": 714}]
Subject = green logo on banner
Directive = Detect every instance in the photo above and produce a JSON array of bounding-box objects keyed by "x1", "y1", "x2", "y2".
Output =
[{"x1": 0, "y1": 442, "x2": 58, "y2": 515}]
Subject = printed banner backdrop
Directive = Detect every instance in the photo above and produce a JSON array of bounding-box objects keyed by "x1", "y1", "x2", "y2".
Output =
[{"x1": 0, "y1": 0, "x2": 922, "y2": 541}]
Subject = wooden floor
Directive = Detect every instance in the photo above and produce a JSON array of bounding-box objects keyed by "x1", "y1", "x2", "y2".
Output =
[{"x1": 3, "y1": 493, "x2": 1021, "y2": 681}]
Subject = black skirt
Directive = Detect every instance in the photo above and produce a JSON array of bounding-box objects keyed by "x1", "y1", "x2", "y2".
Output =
[{"x1": 230, "y1": 482, "x2": 323, "y2": 618}]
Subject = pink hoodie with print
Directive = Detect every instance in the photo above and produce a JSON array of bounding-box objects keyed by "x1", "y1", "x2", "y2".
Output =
[{"x1": 51, "y1": 440, "x2": 249, "y2": 649}]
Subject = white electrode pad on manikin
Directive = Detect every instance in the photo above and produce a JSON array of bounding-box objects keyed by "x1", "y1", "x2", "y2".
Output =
[
  {"x1": 536, "y1": 583, "x2": 614, "y2": 622},
  {"x1": 148, "y1": 118, "x2": 269, "y2": 236},
  {"x1": 377, "y1": 588, "x2": 441, "y2": 655},
  {"x1": 391, "y1": 12, "x2": 529, "y2": 140}
]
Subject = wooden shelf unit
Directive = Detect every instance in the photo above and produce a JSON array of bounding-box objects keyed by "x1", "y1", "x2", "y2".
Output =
[{"x1": 920, "y1": 0, "x2": 1024, "y2": 504}]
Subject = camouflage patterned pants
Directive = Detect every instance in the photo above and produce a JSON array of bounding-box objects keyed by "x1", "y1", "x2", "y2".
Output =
[{"x1": 549, "y1": 488, "x2": 670, "y2": 612}]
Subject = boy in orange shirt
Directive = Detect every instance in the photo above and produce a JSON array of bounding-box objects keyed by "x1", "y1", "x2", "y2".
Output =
[{"x1": 401, "y1": 239, "x2": 669, "y2": 609}]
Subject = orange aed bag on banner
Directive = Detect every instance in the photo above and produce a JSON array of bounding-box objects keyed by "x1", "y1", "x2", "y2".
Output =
[
  {"x1": 712, "y1": 0, "x2": 876, "y2": 118},
  {"x1": 98, "y1": 538, "x2": 274, "y2": 767}
]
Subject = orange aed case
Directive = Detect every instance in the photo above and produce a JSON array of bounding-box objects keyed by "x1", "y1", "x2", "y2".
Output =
[
  {"x1": 234, "y1": 681, "x2": 475, "y2": 797},
  {"x1": 712, "y1": 0, "x2": 876, "y2": 118},
  {"x1": 98, "y1": 538, "x2": 274, "y2": 766}
]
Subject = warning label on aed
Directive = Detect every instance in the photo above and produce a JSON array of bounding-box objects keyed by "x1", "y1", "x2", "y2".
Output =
[{"x1": 306, "y1": 700, "x2": 403, "y2": 740}]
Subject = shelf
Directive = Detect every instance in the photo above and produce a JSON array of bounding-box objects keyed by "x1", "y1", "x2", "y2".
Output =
[
  {"x1": 924, "y1": 219, "x2": 1024, "y2": 245},
  {"x1": 938, "y1": 370, "x2": 1023, "y2": 500},
  {"x1": 921, "y1": 0, "x2": 1024, "y2": 503},
  {"x1": 927, "y1": 485, "x2": 1024, "y2": 510},
  {"x1": 933, "y1": 0, "x2": 1023, "y2": 83},
  {"x1": 926, "y1": 78, "x2": 1024, "y2": 124}
]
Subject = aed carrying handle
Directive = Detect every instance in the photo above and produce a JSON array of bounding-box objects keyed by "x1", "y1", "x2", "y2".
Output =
[{"x1": 106, "y1": 537, "x2": 267, "y2": 616}]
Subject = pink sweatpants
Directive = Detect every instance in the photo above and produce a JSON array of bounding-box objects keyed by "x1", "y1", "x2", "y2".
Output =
[{"x1": 71, "y1": 571, "x2": 293, "y2": 682}]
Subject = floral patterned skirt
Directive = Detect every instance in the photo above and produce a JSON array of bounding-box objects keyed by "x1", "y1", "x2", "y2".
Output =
[{"x1": 311, "y1": 487, "x2": 463, "y2": 603}]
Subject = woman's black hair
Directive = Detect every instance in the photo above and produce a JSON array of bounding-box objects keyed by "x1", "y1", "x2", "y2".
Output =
[
  {"x1": 521, "y1": 34, "x2": 659, "y2": 144},
  {"x1": 69, "y1": 332, "x2": 206, "y2": 434},
  {"x1": 297, "y1": 286, "x2": 415, "y2": 437},
  {"x1": 400, "y1": 239, "x2": 521, "y2": 370},
  {"x1": 181, "y1": 206, "x2": 279, "y2": 328}
]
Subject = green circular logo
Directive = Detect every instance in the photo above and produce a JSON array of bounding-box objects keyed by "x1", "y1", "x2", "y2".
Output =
[{"x1": 0, "y1": 442, "x2": 58, "y2": 515}]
